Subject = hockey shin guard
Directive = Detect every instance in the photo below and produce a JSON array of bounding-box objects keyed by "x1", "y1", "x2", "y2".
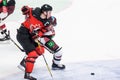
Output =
[{"x1": 25, "y1": 50, "x2": 38, "y2": 73}]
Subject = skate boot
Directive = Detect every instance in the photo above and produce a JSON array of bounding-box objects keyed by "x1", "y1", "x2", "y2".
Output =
[
  {"x1": 3, "y1": 33, "x2": 10, "y2": 40},
  {"x1": 17, "y1": 58, "x2": 26, "y2": 71},
  {"x1": 52, "y1": 62, "x2": 65, "y2": 70},
  {"x1": 24, "y1": 73, "x2": 37, "y2": 80},
  {"x1": 0, "y1": 30, "x2": 10, "y2": 41},
  {"x1": 0, "y1": 36, "x2": 10, "y2": 41}
]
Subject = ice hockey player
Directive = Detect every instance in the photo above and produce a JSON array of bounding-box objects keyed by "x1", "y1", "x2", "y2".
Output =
[
  {"x1": 17, "y1": 4, "x2": 65, "y2": 80},
  {"x1": 0, "y1": 0, "x2": 16, "y2": 41}
]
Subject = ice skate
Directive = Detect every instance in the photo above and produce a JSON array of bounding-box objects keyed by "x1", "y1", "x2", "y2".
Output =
[
  {"x1": 0, "y1": 30, "x2": 10, "y2": 41},
  {"x1": 52, "y1": 62, "x2": 65, "y2": 70},
  {"x1": 24, "y1": 73, "x2": 37, "y2": 80},
  {"x1": 0, "y1": 34, "x2": 10, "y2": 41},
  {"x1": 0, "y1": 32, "x2": 10, "y2": 44},
  {"x1": 17, "y1": 58, "x2": 26, "y2": 71}
]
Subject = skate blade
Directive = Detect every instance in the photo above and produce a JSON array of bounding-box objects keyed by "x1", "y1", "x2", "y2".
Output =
[
  {"x1": 24, "y1": 77, "x2": 37, "y2": 80},
  {"x1": 52, "y1": 67, "x2": 65, "y2": 70},
  {"x1": 17, "y1": 65, "x2": 25, "y2": 72}
]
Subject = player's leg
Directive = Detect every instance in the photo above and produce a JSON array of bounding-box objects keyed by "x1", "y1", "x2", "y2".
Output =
[
  {"x1": 24, "y1": 50, "x2": 38, "y2": 80},
  {"x1": 0, "y1": 23, "x2": 10, "y2": 41},
  {"x1": 40, "y1": 37, "x2": 65, "y2": 70}
]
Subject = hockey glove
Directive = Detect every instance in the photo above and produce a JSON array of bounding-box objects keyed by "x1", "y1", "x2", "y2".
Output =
[
  {"x1": 21, "y1": 6, "x2": 30, "y2": 15},
  {"x1": 44, "y1": 16, "x2": 57, "y2": 27},
  {"x1": 31, "y1": 28, "x2": 47, "y2": 39},
  {"x1": 31, "y1": 27, "x2": 41, "y2": 39},
  {"x1": 49, "y1": 16, "x2": 57, "y2": 26}
]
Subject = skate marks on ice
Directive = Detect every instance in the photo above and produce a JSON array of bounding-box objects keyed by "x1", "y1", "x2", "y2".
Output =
[{"x1": 1, "y1": 60, "x2": 120, "y2": 80}]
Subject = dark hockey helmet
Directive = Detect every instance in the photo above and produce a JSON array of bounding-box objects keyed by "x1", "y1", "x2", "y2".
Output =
[{"x1": 41, "y1": 4, "x2": 52, "y2": 12}]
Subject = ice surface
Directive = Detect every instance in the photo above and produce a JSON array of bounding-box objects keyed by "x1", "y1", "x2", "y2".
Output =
[
  {"x1": 1, "y1": 0, "x2": 120, "y2": 80},
  {"x1": 1, "y1": 60, "x2": 120, "y2": 80}
]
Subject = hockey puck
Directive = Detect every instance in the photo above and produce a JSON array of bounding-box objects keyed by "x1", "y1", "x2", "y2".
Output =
[{"x1": 91, "y1": 73, "x2": 95, "y2": 75}]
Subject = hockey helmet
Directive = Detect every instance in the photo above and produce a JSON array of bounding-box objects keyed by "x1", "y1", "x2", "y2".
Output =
[{"x1": 41, "y1": 4, "x2": 52, "y2": 12}]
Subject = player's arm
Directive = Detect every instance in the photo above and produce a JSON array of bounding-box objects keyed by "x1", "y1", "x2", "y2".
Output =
[
  {"x1": 1, "y1": 0, "x2": 16, "y2": 20},
  {"x1": 0, "y1": 0, "x2": 8, "y2": 20},
  {"x1": 43, "y1": 16, "x2": 57, "y2": 38}
]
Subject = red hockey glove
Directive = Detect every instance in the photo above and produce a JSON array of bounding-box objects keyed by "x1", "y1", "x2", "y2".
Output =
[{"x1": 21, "y1": 6, "x2": 30, "y2": 15}]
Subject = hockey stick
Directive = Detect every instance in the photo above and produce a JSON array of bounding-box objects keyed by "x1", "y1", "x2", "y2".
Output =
[
  {"x1": 5, "y1": 30, "x2": 25, "y2": 52},
  {"x1": 0, "y1": 19, "x2": 25, "y2": 52},
  {"x1": 35, "y1": 40, "x2": 54, "y2": 80},
  {"x1": 9, "y1": 33, "x2": 25, "y2": 52},
  {"x1": 42, "y1": 54, "x2": 54, "y2": 80}
]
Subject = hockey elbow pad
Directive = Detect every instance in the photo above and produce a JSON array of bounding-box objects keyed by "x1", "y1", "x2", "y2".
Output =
[{"x1": 21, "y1": 6, "x2": 30, "y2": 15}]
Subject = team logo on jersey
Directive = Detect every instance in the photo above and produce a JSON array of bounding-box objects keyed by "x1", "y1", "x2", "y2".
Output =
[{"x1": 30, "y1": 24, "x2": 41, "y2": 33}]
